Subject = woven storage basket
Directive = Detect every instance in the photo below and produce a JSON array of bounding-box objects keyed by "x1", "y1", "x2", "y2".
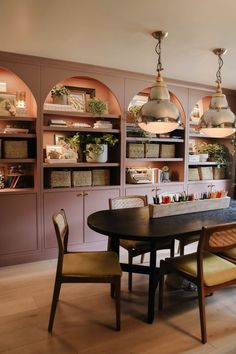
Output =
[
  {"x1": 3, "y1": 140, "x2": 28, "y2": 158},
  {"x1": 199, "y1": 166, "x2": 213, "y2": 180},
  {"x1": 92, "y1": 169, "x2": 110, "y2": 186},
  {"x1": 160, "y1": 144, "x2": 175, "y2": 158},
  {"x1": 127, "y1": 143, "x2": 144, "y2": 158},
  {"x1": 145, "y1": 143, "x2": 160, "y2": 158},
  {"x1": 49, "y1": 170, "x2": 71, "y2": 188},
  {"x1": 188, "y1": 168, "x2": 200, "y2": 181},
  {"x1": 72, "y1": 170, "x2": 92, "y2": 187},
  {"x1": 213, "y1": 167, "x2": 226, "y2": 180}
]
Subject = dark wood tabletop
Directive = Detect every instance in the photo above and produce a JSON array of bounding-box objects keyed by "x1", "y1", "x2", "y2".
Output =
[{"x1": 87, "y1": 199, "x2": 236, "y2": 242}]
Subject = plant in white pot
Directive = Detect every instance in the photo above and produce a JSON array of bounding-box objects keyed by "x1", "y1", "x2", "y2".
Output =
[
  {"x1": 83, "y1": 133, "x2": 118, "y2": 163},
  {"x1": 51, "y1": 85, "x2": 70, "y2": 105},
  {"x1": 195, "y1": 142, "x2": 209, "y2": 162}
]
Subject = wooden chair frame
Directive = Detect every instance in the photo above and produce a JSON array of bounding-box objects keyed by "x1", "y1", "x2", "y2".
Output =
[
  {"x1": 158, "y1": 222, "x2": 236, "y2": 343},
  {"x1": 48, "y1": 209, "x2": 121, "y2": 332},
  {"x1": 109, "y1": 195, "x2": 175, "y2": 291}
]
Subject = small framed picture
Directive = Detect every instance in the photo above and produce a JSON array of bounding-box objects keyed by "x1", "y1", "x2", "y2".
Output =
[
  {"x1": 46, "y1": 145, "x2": 63, "y2": 160},
  {"x1": 54, "y1": 134, "x2": 66, "y2": 145},
  {"x1": 0, "y1": 92, "x2": 17, "y2": 116},
  {"x1": 66, "y1": 86, "x2": 96, "y2": 112},
  {"x1": 128, "y1": 93, "x2": 148, "y2": 109}
]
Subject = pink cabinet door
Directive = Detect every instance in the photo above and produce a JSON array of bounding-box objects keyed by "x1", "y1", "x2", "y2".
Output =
[
  {"x1": 43, "y1": 191, "x2": 84, "y2": 249},
  {"x1": 0, "y1": 193, "x2": 38, "y2": 255},
  {"x1": 84, "y1": 188, "x2": 120, "y2": 243}
]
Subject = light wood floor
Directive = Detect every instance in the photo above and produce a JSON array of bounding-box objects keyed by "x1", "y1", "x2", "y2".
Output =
[{"x1": 1, "y1": 247, "x2": 236, "y2": 354}]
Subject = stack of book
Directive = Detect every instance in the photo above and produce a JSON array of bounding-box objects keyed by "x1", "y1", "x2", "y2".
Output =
[
  {"x1": 49, "y1": 119, "x2": 67, "y2": 127},
  {"x1": 93, "y1": 121, "x2": 113, "y2": 129}
]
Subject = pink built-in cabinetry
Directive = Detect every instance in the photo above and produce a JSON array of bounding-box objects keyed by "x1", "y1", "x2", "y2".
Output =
[{"x1": 0, "y1": 51, "x2": 235, "y2": 266}]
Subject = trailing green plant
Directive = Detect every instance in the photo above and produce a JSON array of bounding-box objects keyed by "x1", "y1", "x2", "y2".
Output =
[
  {"x1": 65, "y1": 132, "x2": 81, "y2": 149},
  {"x1": 195, "y1": 142, "x2": 228, "y2": 167},
  {"x1": 128, "y1": 105, "x2": 141, "y2": 122},
  {"x1": 82, "y1": 133, "x2": 118, "y2": 156},
  {"x1": 85, "y1": 97, "x2": 107, "y2": 115},
  {"x1": 51, "y1": 85, "x2": 70, "y2": 96}
]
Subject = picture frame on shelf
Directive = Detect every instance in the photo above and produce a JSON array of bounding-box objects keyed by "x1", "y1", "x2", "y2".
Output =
[
  {"x1": 66, "y1": 86, "x2": 96, "y2": 112},
  {"x1": 0, "y1": 92, "x2": 17, "y2": 116},
  {"x1": 54, "y1": 134, "x2": 66, "y2": 145},
  {"x1": 128, "y1": 93, "x2": 148, "y2": 109}
]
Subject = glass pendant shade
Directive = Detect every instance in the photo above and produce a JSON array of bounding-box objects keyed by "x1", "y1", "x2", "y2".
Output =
[
  {"x1": 137, "y1": 31, "x2": 181, "y2": 134},
  {"x1": 138, "y1": 78, "x2": 180, "y2": 134},
  {"x1": 199, "y1": 48, "x2": 236, "y2": 138}
]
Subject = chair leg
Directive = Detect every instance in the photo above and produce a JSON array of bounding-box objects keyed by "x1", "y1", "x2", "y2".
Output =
[
  {"x1": 111, "y1": 283, "x2": 115, "y2": 298},
  {"x1": 179, "y1": 240, "x2": 185, "y2": 256},
  {"x1": 114, "y1": 277, "x2": 121, "y2": 331},
  {"x1": 197, "y1": 285, "x2": 207, "y2": 344},
  {"x1": 158, "y1": 262, "x2": 165, "y2": 311},
  {"x1": 48, "y1": 278, "x2": 62, "y2": 332},
  {"x1": 140, "y1": 253, "x2": 145, "y2": 263},
  {"x1": 170, "y1": 239, "x2": 175, "y2": 257},
  {"x1": 128, "y1": 251, "x2": 133, "y2": 292}
]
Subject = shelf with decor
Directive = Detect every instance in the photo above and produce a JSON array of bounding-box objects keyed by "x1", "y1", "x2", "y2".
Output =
[
  {"x1": 42, "y1": 78, "x2": 121, "y2": 191},
  {"x1": 0, "y1": 66, "x2": 38, "y2": 193}
]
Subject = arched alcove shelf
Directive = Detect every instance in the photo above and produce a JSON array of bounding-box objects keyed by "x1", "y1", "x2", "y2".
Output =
[
  {"x1": 0, "y1": 67, "x2": 38, "y2": 192},
  {"x1": 125, "y1": 87, "x2": 186, "y2": 185},
  {"x1": 42, "y1": 76, "x2": 122, "y2": 190}
]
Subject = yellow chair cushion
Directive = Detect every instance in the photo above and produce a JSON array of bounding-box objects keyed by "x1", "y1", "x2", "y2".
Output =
[
  {"x1": 62, "y1": 251, "x2": 122, "y2": 277},
  {"x1": 221, "y1": 247, "x2": 236, "y2": 260},
  {"x1": 166, "y1": 251, "x2": 236, "y2": 287}
]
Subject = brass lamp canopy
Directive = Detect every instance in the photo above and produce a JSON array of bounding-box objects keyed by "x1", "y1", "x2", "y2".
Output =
[
  {"x1": 137, "y1": 31, "x2": 181, "y2": 134},
  {"x1": 199, "y1": 48, "x2": 236, "y2": 138}
]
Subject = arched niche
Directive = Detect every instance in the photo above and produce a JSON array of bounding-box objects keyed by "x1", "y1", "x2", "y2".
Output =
[
  {"x1": 0, "y1": 67, "x2": 37, "y2": 117},
  {"x1": 127, "y1": 86, "x2": 186, "y2": 126},
  {"x1": 44, "y1": 76, "x2": 121, "y2": 115},
  {"x1": 190, "y1": 96, "x2": 211, "y2": 124}
]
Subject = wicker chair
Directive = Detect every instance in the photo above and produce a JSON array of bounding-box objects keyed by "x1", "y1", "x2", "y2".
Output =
[
  {"x1": 158, "y1": 221, "x2": 236, "y2": 343},
  {"x1": 48, "y1": 209, "x2": 122, "y2": 332},
  {"x1": 109, "y1": 195, "x2": 175, "y2": 291}
]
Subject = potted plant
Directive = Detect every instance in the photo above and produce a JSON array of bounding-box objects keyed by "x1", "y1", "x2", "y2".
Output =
[
  {"x1": 51, "y1": 85, "x2": 70, "y2": 105},
  {"x1": 65, "y1": 132, "x2": 82, "y2": 161},
  {"x1": 83, "y1": 133, "x2": 118, "y2": 163},
  {"x1": 194, "y1": 142, "x2": 209, "y2": 162},
  {"x1": 85, "y1": 97, "x2": 108, "y2": 115},
  {"x1": 128, "y1": 105, "x2": 141, "y2": 123}
]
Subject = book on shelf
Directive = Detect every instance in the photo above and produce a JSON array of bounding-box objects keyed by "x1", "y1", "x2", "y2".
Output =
[{"x1": 49, "y1": 119, "x2": 67, "y2": 126}]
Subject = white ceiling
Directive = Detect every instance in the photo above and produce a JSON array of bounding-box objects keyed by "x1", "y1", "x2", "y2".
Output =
[{"x1": 1, "y1": 0, "x2": 236, "y2": 89}]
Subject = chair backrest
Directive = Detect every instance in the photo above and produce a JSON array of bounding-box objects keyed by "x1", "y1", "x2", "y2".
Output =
[
  {"x1": 198, "y1": 222, "x2": 236, "y2": 254},
  {"x1": 52, "y1": 209, "x2": 69, "y2": 256},
  {"x1": 109, "y1": 195, "x2": 148, "y2": 210}
]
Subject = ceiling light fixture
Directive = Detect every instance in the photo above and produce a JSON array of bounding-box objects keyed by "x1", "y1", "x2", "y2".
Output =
[
  {"x1": 199, "y1": 48, "x2": 235, "y2": 138},
  {"x1": 137, "y1": 31, "x2": 181, "y2": 134}
]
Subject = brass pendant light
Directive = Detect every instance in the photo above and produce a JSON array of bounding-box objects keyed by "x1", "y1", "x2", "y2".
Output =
[
  {"x1": 199, "y1": 48, "x2": 235, "y2": 138},
  {"x1": 137, "y1": 31, "x2": 181, "y2": 134}
]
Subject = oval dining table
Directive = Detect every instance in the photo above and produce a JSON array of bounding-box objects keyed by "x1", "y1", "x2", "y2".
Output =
[{"x1": 87, "y1": 199, "x2": 236, "y2": 324}]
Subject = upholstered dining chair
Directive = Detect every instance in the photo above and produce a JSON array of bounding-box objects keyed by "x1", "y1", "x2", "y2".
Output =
[
  {"x1": 48, "y1": 209, "x2": 122, "y2": 332},
  {"x1": 109, "y1": 195, "x2": 175, "y2": 292},
  {"x1": 158, "y1": 221, "x2": 236, "y2": 343}
]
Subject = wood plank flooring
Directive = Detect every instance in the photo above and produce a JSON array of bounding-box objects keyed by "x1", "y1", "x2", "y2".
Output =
[{"x1": 1, "y1": 247, "x2": 236, "y2": 354}]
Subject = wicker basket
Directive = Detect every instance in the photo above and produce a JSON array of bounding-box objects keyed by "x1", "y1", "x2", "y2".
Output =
[
  {"x1": 49, "y1": 170, "x2": 71, "y2": 188},
  {"x1": 145, "y1": 143, "x2": 160, "y2": 158},
  {"x1": 213, "y1": 167, "x2": 226, "y2": 180},
  {"x1": 160, "y1": 144, "x2": 175, "y2": 158},
  {"x1": 72, "y1": 171, "x2": 92, "y2": 187},
  {"x1": 92, "y1": 169, "x2": 110, "y2": 186},
  {"x1": 188, "y1": 168, "x2": 200, "y2": 181},
  {"x1": 199, "y1": 166, "x2": 213, "y2": 180},
  {"x1": 3, "y1": 140, "x2": 28, "y2": 158},
  {"x1": 127, "y1": 143, "x2": 144, "y2": 158}
]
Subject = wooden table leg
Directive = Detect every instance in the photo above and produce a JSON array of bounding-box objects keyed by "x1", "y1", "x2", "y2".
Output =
[
  {"x1": 147, "y1": 241, "x2": 157, "y2": 323},
  {"x1": 110, "y1": 237, "x2": 120, "y2": 256}
]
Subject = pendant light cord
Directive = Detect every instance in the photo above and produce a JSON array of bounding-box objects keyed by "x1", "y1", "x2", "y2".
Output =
[
  {"x1": 216, "y1": 53, "x2": 223, "y2": 85},
  {"x1": 155, "y1": 36, "x2": 163, "y2": 75}
]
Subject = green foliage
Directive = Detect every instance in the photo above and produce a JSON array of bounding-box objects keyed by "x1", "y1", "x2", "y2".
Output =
[
  {"x1": 85, "y1": 97, "x2": 107, "y2": 115},
  {"x1": 195, "y1": 142, "x2": 228, "y2": 167},
  {"x1": 51, "y1": 85, "x2": 70, "y2": 96},
  {"x1": 128, "y1": 105, "x2": 141, "y2": 122},
  {"x1": 83, "y1": 133, "x2": 118, "y2": 156},
  {"x1": 65, "y1": 132, "x2": 81, "y2": 149}
]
